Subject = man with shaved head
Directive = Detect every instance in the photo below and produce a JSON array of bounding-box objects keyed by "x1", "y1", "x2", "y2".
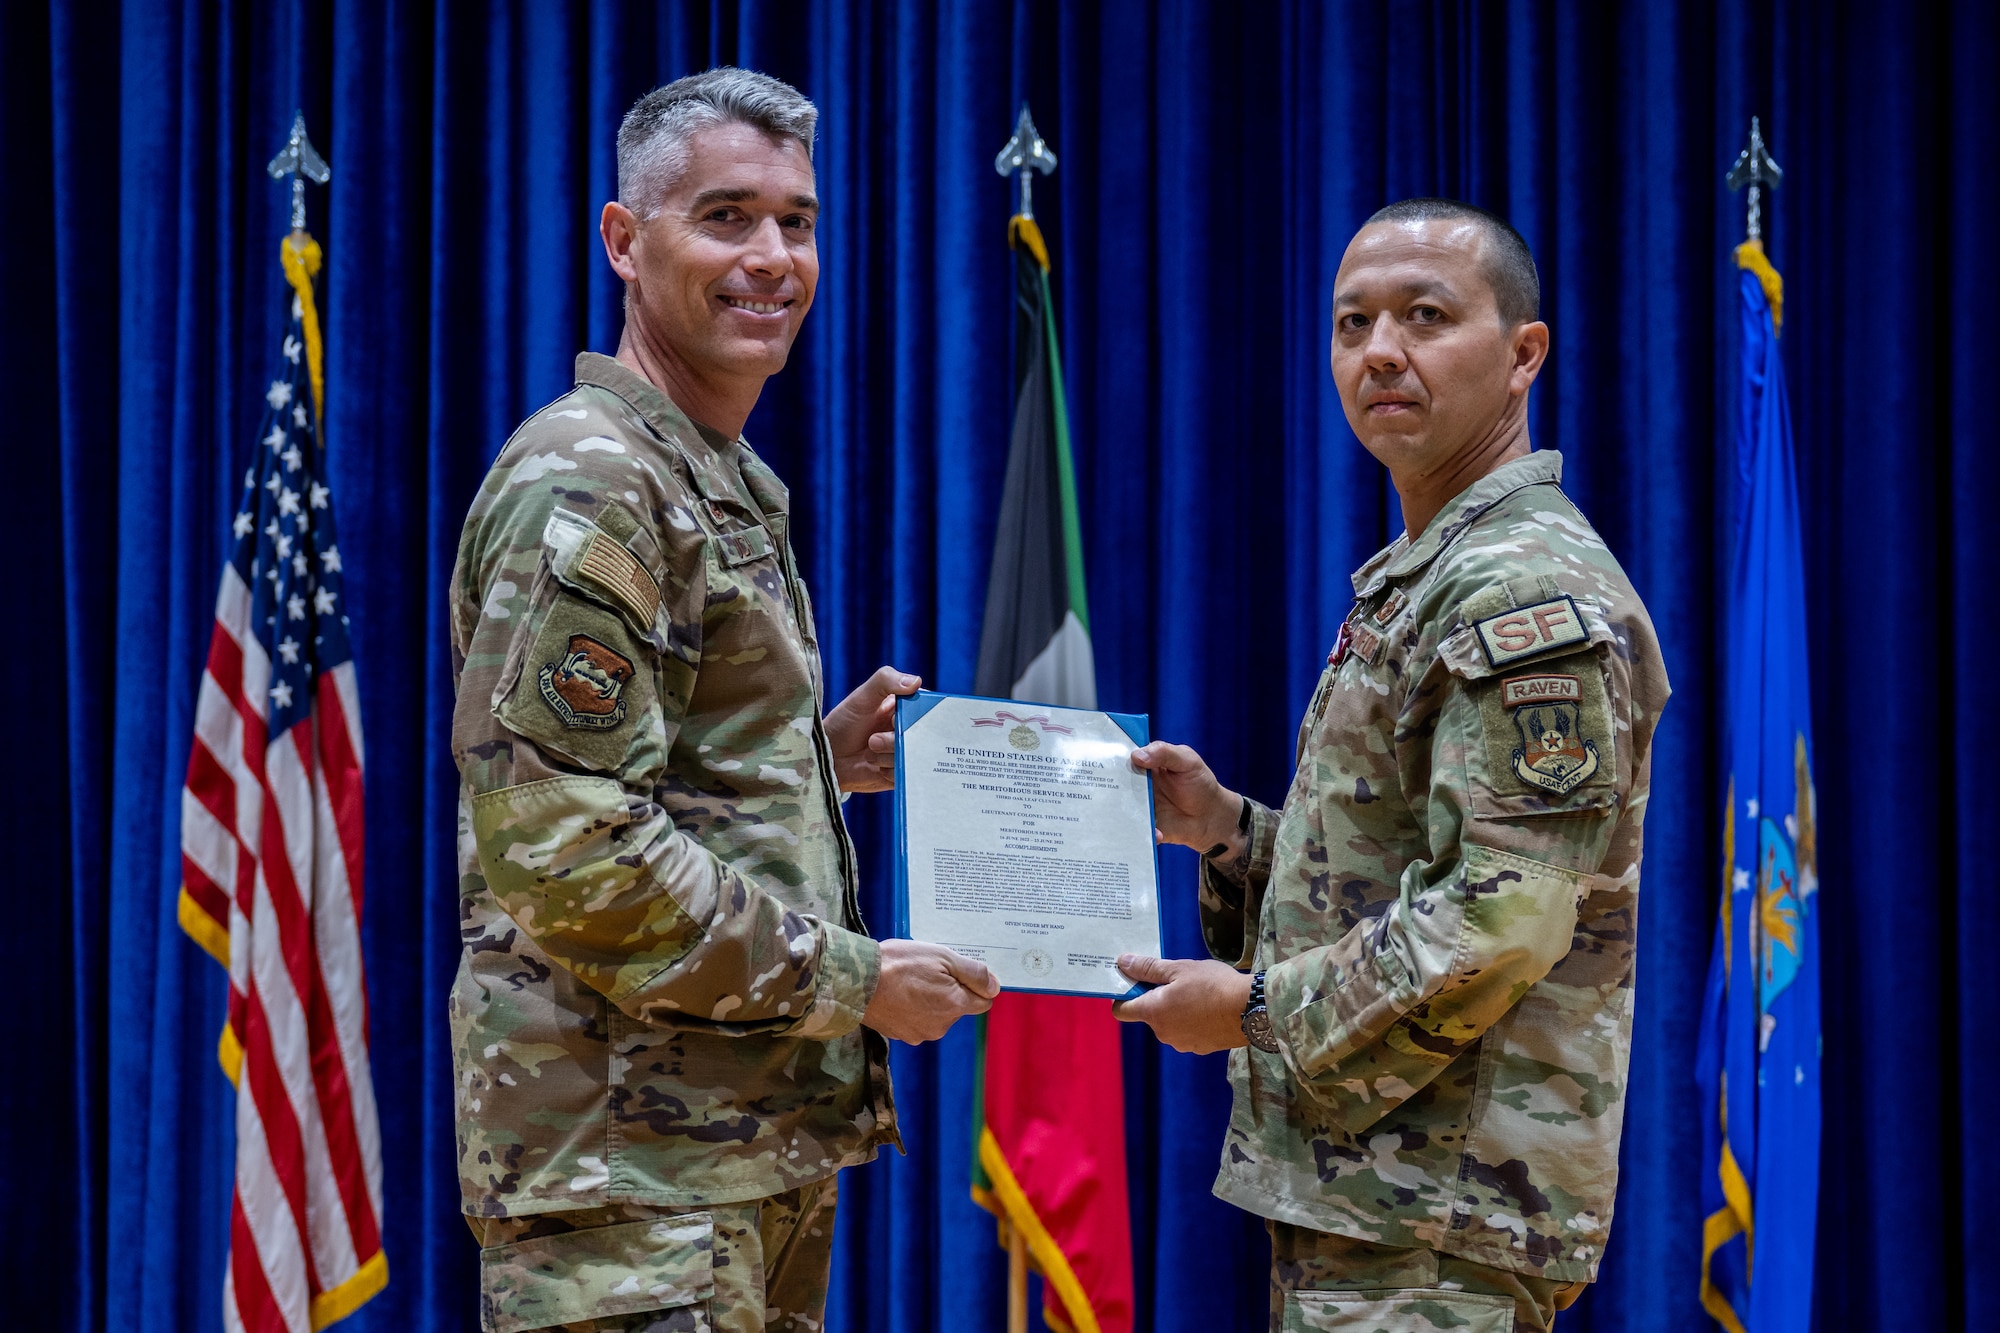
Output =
[
  {"x1": 447, "y1": 68, "x2": 996, "y2": 1332},
  {"x1": 1116, "y1": 200, "x2": 1671, "y2": 1331}
]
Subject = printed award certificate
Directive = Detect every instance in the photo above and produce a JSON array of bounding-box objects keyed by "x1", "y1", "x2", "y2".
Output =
[{"x1": 891, "y1": 691, "x2": 1161, "y2": 999}]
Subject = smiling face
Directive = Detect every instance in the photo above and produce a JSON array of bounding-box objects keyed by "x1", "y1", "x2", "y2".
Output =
[
  {"x1": 604, "y1": 120, "x2": 819, "y2": 408},
  {"x1": 1330, "y1": 217, "x2": 1546, "y2": 489}
]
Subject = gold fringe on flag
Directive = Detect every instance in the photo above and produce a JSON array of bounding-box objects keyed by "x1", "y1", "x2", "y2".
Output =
[{"x1": 1735, "y1": 237, "x2": 1784, "y2": 334}]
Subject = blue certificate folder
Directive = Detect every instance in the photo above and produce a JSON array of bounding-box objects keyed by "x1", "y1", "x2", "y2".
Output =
[{"x1": 890, "y1": 689, "x2": 1162, "y2": 1001}]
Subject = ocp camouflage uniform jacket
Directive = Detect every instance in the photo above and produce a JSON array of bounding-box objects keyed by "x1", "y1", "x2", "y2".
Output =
[
  {"x1": 448, "y1": 352, "x2": 896, "y2": 1220},
  {"x1": 1202, "y1": 450, "x2": 1669, "y2": 1284}
]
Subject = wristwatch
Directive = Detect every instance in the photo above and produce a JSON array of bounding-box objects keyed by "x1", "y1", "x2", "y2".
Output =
[
  {"x1": 1240, "y1": 970, "x2": 1279, "y2": 1053},
  {"x1": 1204, "y1": 795, "x2": 1253, "y2": 859}
]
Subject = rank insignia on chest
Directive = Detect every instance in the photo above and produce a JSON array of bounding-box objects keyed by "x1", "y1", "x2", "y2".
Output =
[
  {"x1": 1373, "y1": 588, "x2": 1408, "y2": 626},
  {"x1": 538, "y1": 633, "x2": 635, "y2": 729},
  {"x1": 1503, "y1": 673, "x2": 1600, "y2": 794}
]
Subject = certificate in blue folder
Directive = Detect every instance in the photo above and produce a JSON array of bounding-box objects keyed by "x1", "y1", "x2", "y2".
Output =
[{"x1": 892, "y1": 690, "x2": 1162, "y2": 1000}]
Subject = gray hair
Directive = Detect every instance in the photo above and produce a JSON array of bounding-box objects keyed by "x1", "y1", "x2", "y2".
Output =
[
  {"x1": 1365, "y1": 197, "x2": 1541, "y2": 327},
  {"x1": 617, "y1": 67, "x2": 818, "y2": 219}
]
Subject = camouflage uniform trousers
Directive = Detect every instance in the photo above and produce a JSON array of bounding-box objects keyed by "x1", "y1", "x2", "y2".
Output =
[
  {"x1": 1268, "y1": 1223, "x2": 1585, "y2": 1333},
  {"x1": 469, "y1": 1179, "x2": 838, "y2": 1333}
]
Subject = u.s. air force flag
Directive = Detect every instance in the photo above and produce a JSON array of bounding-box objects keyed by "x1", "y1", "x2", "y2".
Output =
[{"x1": 1696, "y1": 239, "x2": 1820, "y2": 1333}]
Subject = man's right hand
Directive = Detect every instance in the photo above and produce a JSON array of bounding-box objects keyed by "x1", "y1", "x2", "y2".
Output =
[
  {"x1": 863, "y1": 940, "x2": 1000, "y2": 1044},
  {"x1": 1130, "y1": 741, "x2": 1244, "y2": 854}
]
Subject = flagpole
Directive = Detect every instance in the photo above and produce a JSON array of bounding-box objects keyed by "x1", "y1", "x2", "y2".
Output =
[
  {"x1": 977, "y1": 103, "x2": 1129, "y2": 1333},
  {"x1": 266, "y1": 113, "x2": 333, "y2": 430},
  {"x1": 993, "y1": 102, "x2": 1057, "y2": 1333},
  {"x1": 1006, "y1": 1218, "x2": 1029, "y2": 1333},
  {"x1": 1725, "y1": 115, "x2": 1782, "y2": 246},
  {"x1": 1701, "y1": 115, "x2": 1816, "y2": 1333},
  {"x1": 267, "y1": 110, "x2": 331, "y2": 238},
  {"x1": 994, "y1": 104, "x2": 1057, "y2": 222},
  {"x1": 183, "y1": 112, "x2": 388, "y2": 1332},
  {"x1": 1727, "y1": 116, "x2": 1786, "y2": 332}
]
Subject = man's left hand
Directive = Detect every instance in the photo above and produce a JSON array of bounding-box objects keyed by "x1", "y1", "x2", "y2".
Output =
[
  {"x1": 825, "y1": 666, "x2": 921, "y2": 793},
  {"x1": 1112, "y1": 955, "x2": 1254, "y2": 1055}
]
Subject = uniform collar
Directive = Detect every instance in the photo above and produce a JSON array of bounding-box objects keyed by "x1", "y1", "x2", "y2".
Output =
[
  {"x1": 575, "y1": 351, "x2": 708, "y2": 453},
  {"x1": 1350, "y1": 450, "x2": 1565, "y2": 596},
  {"x1": 572, "y1": 352, "x2": 791, "y2": 522}
]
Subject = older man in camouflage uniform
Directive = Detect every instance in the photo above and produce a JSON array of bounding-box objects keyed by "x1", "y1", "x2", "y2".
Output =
[
  {"x1": 1116, "y1": 199, "x2": 1671, "y2": 1332},
  {"x1": 448, "y1": 68, "x2": 997, "y2": 1333}
]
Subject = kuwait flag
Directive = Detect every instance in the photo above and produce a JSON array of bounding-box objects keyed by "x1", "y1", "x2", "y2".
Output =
[{"x1": 970, "y1": 211, "x2": 1134, "y2": 1333}]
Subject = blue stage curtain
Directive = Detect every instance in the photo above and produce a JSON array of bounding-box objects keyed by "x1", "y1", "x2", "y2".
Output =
[{"x1": 8, "y1": 2, "x2": 1995, "y2": 1330}]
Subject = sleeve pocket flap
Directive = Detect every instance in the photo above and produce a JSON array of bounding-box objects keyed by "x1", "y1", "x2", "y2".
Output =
[
  {"x1": 480, "y1": 1213, "x2": 714, "y2": 1333},
  {"x1": 542, "y1": 509, "x2": 662, "y2": 634}
]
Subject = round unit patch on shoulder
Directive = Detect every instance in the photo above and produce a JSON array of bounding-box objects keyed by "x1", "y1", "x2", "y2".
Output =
[{"x1": 538, "y1": 633, "x2": 636, "y2": 730}]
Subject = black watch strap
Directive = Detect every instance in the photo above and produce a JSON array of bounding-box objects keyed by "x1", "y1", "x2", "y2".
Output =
[{"x1": 1203, "y1": 796, "x2": 1253, "y2": 859}]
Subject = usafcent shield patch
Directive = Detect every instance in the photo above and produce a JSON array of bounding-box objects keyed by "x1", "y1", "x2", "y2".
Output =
[
  {"x1": 1503, "y1": 673, "x2": 1600, "y2": 795},
  {"x1": 539, "y1": 633, "x2": 636, "y2": 729}
]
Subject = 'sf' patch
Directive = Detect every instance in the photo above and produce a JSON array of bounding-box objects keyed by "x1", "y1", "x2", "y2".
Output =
[{"x1": 1473, "y1": 596, "x2": 1588, "y2": 667}]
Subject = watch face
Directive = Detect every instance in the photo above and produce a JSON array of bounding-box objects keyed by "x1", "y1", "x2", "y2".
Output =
[{"x1": 1241, "y1": 1006, "x2": 1279, "y2": 1053}]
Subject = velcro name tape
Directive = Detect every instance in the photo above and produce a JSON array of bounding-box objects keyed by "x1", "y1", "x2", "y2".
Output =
[{"x1": 1500, "y1": 673, "x2": 1581, "y2": 708}]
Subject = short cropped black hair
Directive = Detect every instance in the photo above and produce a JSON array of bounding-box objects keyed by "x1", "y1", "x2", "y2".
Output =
[{"x1": 1364, "y1": 198, "x2": 1541, "y2": 327}]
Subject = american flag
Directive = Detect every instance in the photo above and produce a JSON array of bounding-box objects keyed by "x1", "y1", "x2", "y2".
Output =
[{"x1": 179, "y1": 239, "x2": 387, "y2": 1332}]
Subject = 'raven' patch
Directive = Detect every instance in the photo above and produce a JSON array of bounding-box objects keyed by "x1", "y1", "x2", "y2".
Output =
[
  {"x1": 1502, "y1": 673, "x2": 1600, "y2": 795},
  {"x1": 1462, "y1": 649, "x2": 1618, "y2": 815}
]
